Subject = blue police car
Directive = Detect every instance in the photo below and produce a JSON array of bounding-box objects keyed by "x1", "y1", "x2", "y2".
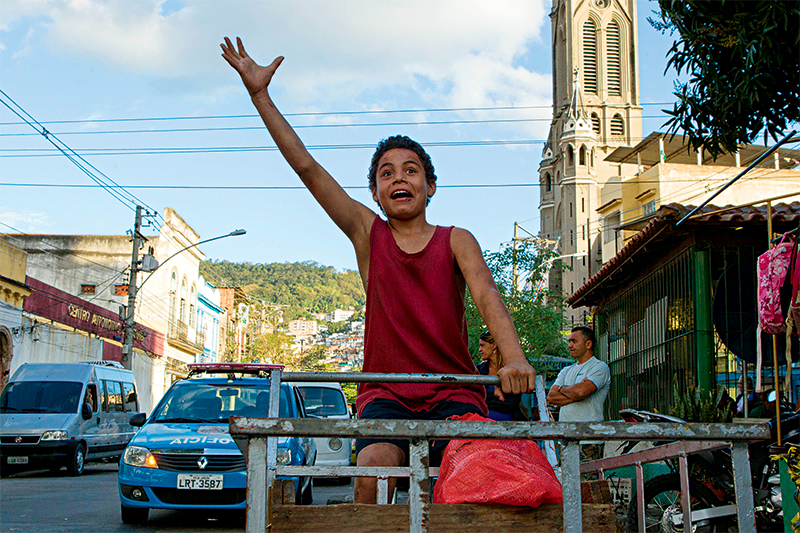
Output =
[{"x1": 118, "y1": 363, "x2": 315, "y2": 524}]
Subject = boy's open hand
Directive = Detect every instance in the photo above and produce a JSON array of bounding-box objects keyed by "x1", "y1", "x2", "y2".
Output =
[
  {"x1": 495, "y1": 360, "x2": 536, "y2": 402},
  {"x1": 221, "y1": 37, "x2": 283, "y2": 98}
]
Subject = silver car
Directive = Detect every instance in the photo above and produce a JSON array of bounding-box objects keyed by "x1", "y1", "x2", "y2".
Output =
[{"x1": 293, "y1": 382, "x2": 353, "y2": 485}]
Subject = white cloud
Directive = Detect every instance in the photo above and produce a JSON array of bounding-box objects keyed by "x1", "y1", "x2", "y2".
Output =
[
  {"x1": 2, "y1": 0, "x2": 550, "y2": 115},
  {"x1": 0, "y1": 208, "x2": 51, "y2": 232}
]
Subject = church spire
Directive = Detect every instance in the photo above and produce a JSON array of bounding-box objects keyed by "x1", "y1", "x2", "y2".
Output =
[{"x1": 566, "y1": 67, "x2": 588, "y2": 122}]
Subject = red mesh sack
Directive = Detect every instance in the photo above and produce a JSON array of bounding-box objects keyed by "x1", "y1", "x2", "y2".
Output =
[{"x1": 432, "y1": 413, "x2": 562, "y2": 506}]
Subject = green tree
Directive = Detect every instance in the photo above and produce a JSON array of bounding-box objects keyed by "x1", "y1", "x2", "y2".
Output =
[
  {"x1": 199, "y1": 260, "x2": 365, "y2": 313},
  {"x1": 466, "y1": 241, "x2": 568, "y2": 372},
  {"x1": 249, "y1": 330, "x2": 295, "y2": 366},
  {"x1": 297, "y1": 344, "x2": 338, "y2": 372},
  {"x1": 649, "y1": 0, "x2": 799, "y2": 158},
  {"x1": 326, "y1": 321, "x2": 349, "y2": 335}
]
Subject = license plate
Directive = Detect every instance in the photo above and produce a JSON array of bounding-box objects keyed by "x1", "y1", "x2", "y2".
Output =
[
  {"x1": 177, "y1": 474, "x2": 223, "y2": 490},
  {"x1": 7, "y1": 456, "x2": 28, "y2": 465}
]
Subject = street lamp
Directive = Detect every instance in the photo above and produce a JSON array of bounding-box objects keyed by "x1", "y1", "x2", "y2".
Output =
[
  {"x1": 121, "y1": 216, "x2": 246, "y2": 369},
  {"x1": 138, "y1": 228, "x2": 246, "y2": 291}
]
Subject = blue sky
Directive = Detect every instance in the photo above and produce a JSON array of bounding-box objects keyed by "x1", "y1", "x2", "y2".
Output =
[{"x1": 1, "y1": 0, "x2": 679, "y2": 274}]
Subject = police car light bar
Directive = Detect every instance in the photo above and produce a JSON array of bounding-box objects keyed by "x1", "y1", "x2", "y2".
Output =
[{"x1": 187, "y1": 362, "x2": 285, "y2": 377}]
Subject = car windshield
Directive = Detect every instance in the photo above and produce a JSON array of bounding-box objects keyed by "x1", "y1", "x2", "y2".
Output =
[
  {"x1": 150, "y1": 380, "x2": 291, "y2": 423},
  {"x1": 298, "y1": 386, "x2": 348, "y2": 417},
  {"x1": 0, "y1": 381, "x2": 84, "y2": 414}
]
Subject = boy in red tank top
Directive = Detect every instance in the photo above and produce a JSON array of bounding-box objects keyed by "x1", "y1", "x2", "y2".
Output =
[{"x1": 222, "y1": 37, "x2": 537, "y2": 503}]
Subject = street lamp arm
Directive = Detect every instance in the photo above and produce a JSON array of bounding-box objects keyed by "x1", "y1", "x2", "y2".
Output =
[{"x1": 139, "y1": 229, "x2": 246, "y2": 291}]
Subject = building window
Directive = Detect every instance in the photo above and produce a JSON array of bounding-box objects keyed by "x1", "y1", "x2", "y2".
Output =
[
  {"x1": 169, "y1": 270, "x2": 177, "y2": 333},
  {"x1": 579, "y1": 145, "x2": 587, "y2": 166},
  {"x1": 583, "y1": 20, "x2": 598, "y2": 94},
  {"x1": 590, "y1": 113, "x2": 600, "y2": 135},
  {"x1": 80, "y1": 285, "x2": 96, "y2": 294},
  {"x1": 582, "y1": 197, "x2": 585, "y2": 213},
  {"x1": 607, "y1": 20, "x2": 622, "y2": 96},
  {"x1": 610, "y1": 114, "x2": 625, "y2": 136},
  {"x1": 180, "y1": 278, "x2": 187, "y2": 324},
  {"x1": 604, "y1": 212, "x2": 621, "y2": 244},
  {"x1": 189, "y1": 284, "x2": 196, "y2": 328},
  {"x1": 566, "y1": 145, "x2": 574, "y2": 167},
  {"x1": 569, "y1": 202, "x2": 573, "y2": 218},
  {"x1": 643, "y1": 200, "x2": 656, "y2": 215},
  {"x1": 544, "y1": 172, "x2": 552, "y2": 192}
]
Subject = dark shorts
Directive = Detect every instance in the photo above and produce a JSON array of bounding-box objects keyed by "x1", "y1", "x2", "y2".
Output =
[{"x1": 355, "y1": 398, "x2": 482, "y2": 466}]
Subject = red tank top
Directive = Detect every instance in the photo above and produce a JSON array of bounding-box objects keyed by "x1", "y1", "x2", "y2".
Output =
[{"x1": 356, "y1": 216, "x2": 487, "y2": 415}]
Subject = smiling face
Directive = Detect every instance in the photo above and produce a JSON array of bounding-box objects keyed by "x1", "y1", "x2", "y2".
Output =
[{"x1": 370, "y1": 148, "x2": 436, "y2": 220}]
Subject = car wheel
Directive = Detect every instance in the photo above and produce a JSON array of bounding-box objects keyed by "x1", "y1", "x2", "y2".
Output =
[
  {"x1": 120, "y1": 504, "x2": 149, "y2": 525},
  {"x1": 66, "y1": 443, "x2": 86, "y2": 476}
]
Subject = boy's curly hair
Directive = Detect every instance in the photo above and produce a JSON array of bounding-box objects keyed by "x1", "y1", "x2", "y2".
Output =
[{"x1": 367, "y1": 136, "x2": 437, "y2": 201}]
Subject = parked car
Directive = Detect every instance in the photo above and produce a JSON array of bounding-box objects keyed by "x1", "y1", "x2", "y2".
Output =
[
  {"x1": 118, "y1": 363, "x2": 316, "y2": 525},
  {"x1": 293, "y1": 381, "x2": 353, "y2": 484},
  {"x1": 0, "y1": 361, "x2": 142, "y2": 477}
]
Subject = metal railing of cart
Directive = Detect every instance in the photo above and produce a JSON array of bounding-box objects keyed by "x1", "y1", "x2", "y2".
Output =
[{"x1": 228, "y1": 369, "x2": 770, "y2": 533}]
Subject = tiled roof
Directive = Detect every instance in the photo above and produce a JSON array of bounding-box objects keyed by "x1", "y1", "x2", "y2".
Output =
[{"x1": 567, "y1": 202, "x2": 800, "y2": 307}]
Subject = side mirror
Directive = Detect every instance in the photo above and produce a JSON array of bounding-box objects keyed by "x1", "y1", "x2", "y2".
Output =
[
  {"x1": 129, "y1": 413, "x2": 147, "y2": 427},
  {"x1": 82, "y1": 403, "x2": 93, "y2": 420}
]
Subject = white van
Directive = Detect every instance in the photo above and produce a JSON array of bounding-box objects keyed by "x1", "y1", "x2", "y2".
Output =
[
  {"x1": 0, "y1": 361, "x2": 142, "y2": 477},
  {"x1": 293, "y1": 382, "x2": 353, "y2": 484}
]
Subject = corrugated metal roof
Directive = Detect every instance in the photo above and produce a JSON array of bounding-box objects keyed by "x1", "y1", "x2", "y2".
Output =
[{"x1": 567, "y1": 202, "x2": 800, "y2": 307}]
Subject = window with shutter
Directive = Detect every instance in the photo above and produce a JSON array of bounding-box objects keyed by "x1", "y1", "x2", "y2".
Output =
[
  {"x1": 583, "y1": 20, "x2": 598, "y2": 94},
  {"x1": 607, "y1": 21, "x2": 621, "y2": 96},
  {"x1": 611, "y1": 114, "x2": 624, "y2": 136}
]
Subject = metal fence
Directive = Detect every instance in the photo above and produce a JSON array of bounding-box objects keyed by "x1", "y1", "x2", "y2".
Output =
[
  {"x1": 595, "y1": 247, "x2": 697, "y2": 416},
  {"x1": 227, "y1": 370, "x2": 770, "y2": 533},
  {"x1": 594, "y1": 243, "x2": 772, "y2": 417}
]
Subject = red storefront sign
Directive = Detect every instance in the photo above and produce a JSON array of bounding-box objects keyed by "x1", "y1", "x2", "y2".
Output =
[{"x1": 24, "y1": 277, "x2": 164, "y2": 361}]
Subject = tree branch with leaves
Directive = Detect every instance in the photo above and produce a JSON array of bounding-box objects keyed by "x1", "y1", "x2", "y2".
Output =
[{"x1": 649, "y1": 0, "x2": 799, "y2": 159}]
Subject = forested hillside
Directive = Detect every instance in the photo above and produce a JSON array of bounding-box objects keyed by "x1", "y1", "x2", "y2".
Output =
[{"x1": 200, "y1": 260, "x2": 365, "y2": 313}]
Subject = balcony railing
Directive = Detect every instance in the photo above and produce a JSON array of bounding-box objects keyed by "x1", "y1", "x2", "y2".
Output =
[{"x1": 167, "y1": 319, "x2": 203, "y2": 353}]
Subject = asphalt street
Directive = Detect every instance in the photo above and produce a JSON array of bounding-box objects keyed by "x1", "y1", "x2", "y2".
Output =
[{"x1": 0, "y1": 463, "x2": 355, "y2": 532}]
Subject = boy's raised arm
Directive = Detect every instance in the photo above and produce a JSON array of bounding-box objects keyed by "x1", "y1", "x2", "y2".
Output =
[
  {"x1": 450, "y1": 228, "x2": 536, "y2": 399},
  {"x1": 220, "y1": 37, "x2": 374, "y2": 246}
]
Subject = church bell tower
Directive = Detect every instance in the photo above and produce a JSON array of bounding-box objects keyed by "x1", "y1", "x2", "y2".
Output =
[{"x1": 539, "y1": 0, "x2": 643, "y2": 325}]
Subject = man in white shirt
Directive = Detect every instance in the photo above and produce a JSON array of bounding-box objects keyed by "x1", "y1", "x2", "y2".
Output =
[{"x1": 547, "y1": 326, "x2": 610, "y2": 462}]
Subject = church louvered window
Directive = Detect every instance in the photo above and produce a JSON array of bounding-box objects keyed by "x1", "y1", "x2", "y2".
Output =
[
  {"x1": 610, "y1": 114, "x2": 624, "y2": 136},
  {"x1": 583, "y1": 20, "x2": 598, "y2": 94},
  {"x1": 591, "y1": 113, "x2": 600, "y2": 134},
  {"x1": 607, "y1": 20, "x2": 622, "y2": 96}
]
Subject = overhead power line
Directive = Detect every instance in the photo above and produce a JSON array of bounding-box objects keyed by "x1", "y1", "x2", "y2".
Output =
[
  {"x1": 0, "y1": 102, "x2": 678, "y2": 127},
  {"x1": 0, "y1": 90, "x2": 164, "y2": 229},
  {"x1": 1, "y1": 116, "x2": 679, "y2": 137}
]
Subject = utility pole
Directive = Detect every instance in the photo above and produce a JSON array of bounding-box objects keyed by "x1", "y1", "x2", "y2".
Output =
[{"x1": 121, "y1": 206, "x2": 144, "y2": 371}]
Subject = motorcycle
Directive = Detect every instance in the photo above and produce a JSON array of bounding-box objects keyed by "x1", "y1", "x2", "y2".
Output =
[{"x1": 621, "y1": 404, "x2": 799, "y2": 532}]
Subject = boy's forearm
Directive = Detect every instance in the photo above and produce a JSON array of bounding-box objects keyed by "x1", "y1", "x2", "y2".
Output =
[{"x1": 250, "y1": 91, "x2": 318, "y2": 180}]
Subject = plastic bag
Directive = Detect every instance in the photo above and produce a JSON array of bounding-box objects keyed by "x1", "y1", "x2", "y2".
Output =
[{"x1": 432, "y1": 412, "x2": 562, "y2": 506}]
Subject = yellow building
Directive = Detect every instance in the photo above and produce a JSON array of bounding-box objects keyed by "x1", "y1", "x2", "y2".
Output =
[{"x1": 0, "y1": 237, "x2": 31, "y2": 389}]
